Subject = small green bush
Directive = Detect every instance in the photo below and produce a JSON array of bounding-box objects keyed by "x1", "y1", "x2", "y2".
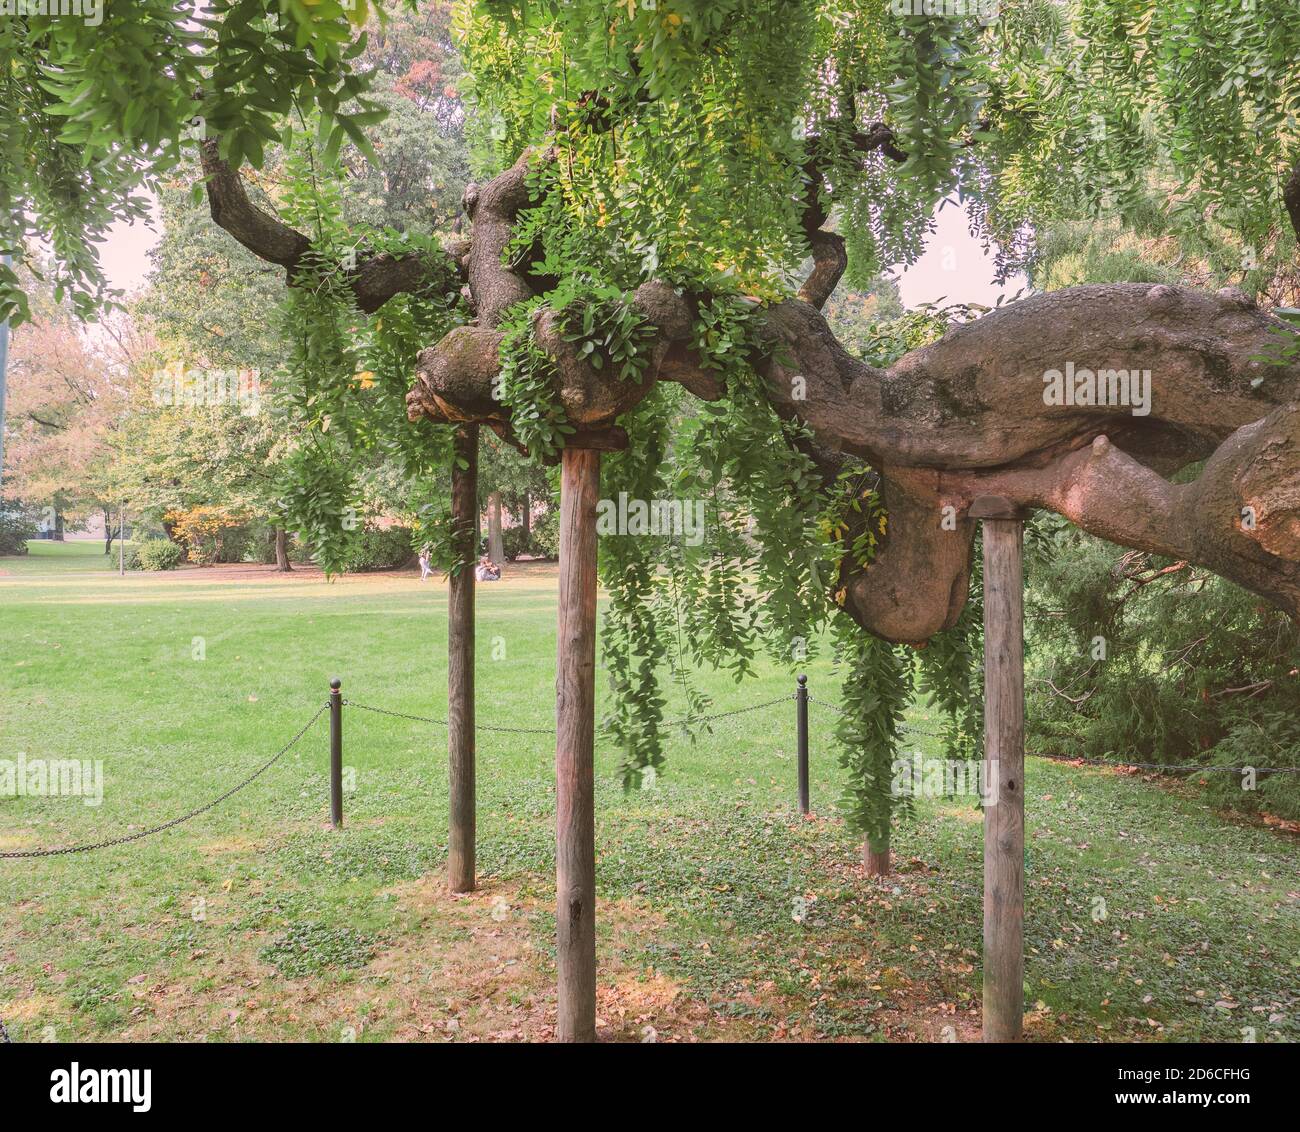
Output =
[
  {"x1": 501, "y1": 517, "x2": 558, "y2": 560},
  {"x1": 0, "y1": 503, "x2": 41, "y2": 555},
  {"x1": 129, "y1": 538, "x2": 184, "y2": 571},
  {"x1": 532, "y1": 507, "x2": 559, "y2": 559},
  {"x1": 501, "y1": 524, "x2": 528, "y2": 560},
  {"x1": 338, "y1": 524, "x2": 413, "y2": 572}
]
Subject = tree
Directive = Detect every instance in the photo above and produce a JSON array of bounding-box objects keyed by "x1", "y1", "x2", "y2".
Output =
[
  {"x1": 14, "y1": 0, "x2": 1293, "y2": 849},
  {"x1": 477, "y1": 427, "x2": 554, "y2": 559},
  {"x1": 393, "y1": 2, "x2": 1300, "y2": 865},
  {"x1": 0, "y1": 271, "x2": 129, "y2": 545},
  {"x1": 9, "y1": 0, "x2": 1300, "y2": 1038}
]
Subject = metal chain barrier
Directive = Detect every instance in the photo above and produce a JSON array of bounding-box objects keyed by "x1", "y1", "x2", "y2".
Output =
[
  {"x1": 0, "y1": 703, "x2": 329, "y2": 860},
  {"x1": 343, "y1": 699, "x2": 552, "y2": 734},
  {"x1": 343, "y1": 693, "x2": 796, "y2": 735},
  {"x1": 660, "y1": 695, "x2": 795, "y2": 729}
]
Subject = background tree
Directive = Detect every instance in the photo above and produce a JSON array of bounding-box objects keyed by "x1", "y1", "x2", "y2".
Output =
[
  {"x1": 1, "y1": 270, "x2": 130, "y2": 546},
  {"x1": 477, "y1": 428, "x2": 555, "y2": 562}
]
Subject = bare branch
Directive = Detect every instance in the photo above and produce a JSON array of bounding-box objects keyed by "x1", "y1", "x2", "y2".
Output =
[
  {"x1": 798, "y1": 123, "x2": 905, "y2": 309},
  {"x1": 199, "y1": 139, "x2": 462, "y2": 314}
]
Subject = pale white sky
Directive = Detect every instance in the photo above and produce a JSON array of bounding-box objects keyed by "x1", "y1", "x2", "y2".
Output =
[
  {"x1": 98, "y1": 207, "x2": 161, "y2": 298},
  {"x1": 95, "y1": 191, "x2": 1024, "y2": 308},
  {"x1": 895, "y1": 198, "x2": 1027, "y2": 308}
]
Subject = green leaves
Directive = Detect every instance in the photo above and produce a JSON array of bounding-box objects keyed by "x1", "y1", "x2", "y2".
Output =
[
  {"x1": 558, "y1": 278, "x2": 657, "y2": 383},
  {"x1": 1, "y1": 0, "x2": 392, "y2": 323},
  {"x1": 496, "y1": 297, "x2": 574, "y2": 461},
  {"x1": 831, "y1": 617, "x2": 914, "y2": 842}
]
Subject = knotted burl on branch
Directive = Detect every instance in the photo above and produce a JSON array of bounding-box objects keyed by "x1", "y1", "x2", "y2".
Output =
[{"x1": 197, "y1": 142, "x2": 1300, "y2": 644}]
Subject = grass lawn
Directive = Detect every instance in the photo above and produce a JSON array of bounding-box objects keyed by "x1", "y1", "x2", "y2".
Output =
[
  {"x1": 0, "y1": 545, "x2": 1295, "y2": 1043},
  {"x1": 5, "y1": 538, "x2": 140, "y2": 576}
]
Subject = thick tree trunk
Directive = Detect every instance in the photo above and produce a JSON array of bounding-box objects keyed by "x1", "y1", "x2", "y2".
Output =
[
  {"x1": 521, "y1": 491, "x2": 530, "y2": 543},
  {"x1": 448, "y1": 425, "x2": 478, "y2": 894},
  {"x1": 863, "y1": 835, "x2": 891, "y2": 878},
  {"x1": 487, "y1": 490, "x2": 504, "y2": 566},
  {"x1": 555, "y1": 447, "x2": 600, "y2": 1042},
  {"x1": 274, "y1": 527, "x2": 292, "y2": 572},
  {"x1": 978, "y1": 501, "x2": 1026, "y2": 1043}
]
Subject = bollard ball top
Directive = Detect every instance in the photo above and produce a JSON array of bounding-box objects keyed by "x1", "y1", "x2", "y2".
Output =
[
  {"x1": 330, "y1": 677, "x2": 342, "y2": 691},
  {"x1": 797, "y1": 674, "x2": 807, "y2": 686}
]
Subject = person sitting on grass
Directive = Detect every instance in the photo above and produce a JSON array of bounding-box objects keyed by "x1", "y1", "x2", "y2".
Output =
[{"x1": 475, "y1": 554, "x2": 501, "y2": 582}]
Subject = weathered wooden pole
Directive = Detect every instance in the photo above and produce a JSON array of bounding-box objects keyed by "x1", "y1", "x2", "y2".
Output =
[
  {"x1": 329, "y1": 678, "x2": 343, "y2": 829},
  {"x1": 972, "y1": 495, "x2": 1027, "y2": 1043},
  {"x1": 555, "y1": 445, "x2": 600, "y2": 1042},
  {"x1": 795, "y1": 674, "x2": 810, "y2": 814},
  {"x1": 448, "y1": 424, "x2": 478, "y2": 894}
]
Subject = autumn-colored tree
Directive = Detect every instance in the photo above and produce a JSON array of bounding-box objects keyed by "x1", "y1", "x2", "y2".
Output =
[{"x1": 1, "y1": 272, "x2": 132, "y2": 549}]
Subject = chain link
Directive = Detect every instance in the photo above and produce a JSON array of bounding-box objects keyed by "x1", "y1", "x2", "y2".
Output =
[
  {"x1": 344, "y1": 693, "x2": 796, "y2": 736},
  {"x1": 343, "y1": 699, "x2": 553, "y2": 734},
  {"x1": 0, "y1": 1017, "x2": 10, "y2": 1043},
  {"x1": 0, "y1": 704, "x2": 329, "y2": 860},
  {"x1": 658, "y1": 694, "x2": 796, "y2": 729}
]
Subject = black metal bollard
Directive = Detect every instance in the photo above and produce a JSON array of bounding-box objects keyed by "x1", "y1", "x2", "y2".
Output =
[
  {"x1": 329, "y1": 677, "x2": 343, "y2": 829},
  {"x1": 796, "y1": 674, "x2": 809, "y2": 814}
]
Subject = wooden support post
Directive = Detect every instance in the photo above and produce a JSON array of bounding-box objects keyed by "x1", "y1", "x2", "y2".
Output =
[
  {"x1": 795, "y1": 674, "x2": 810, "y2": 815},
  {"x1": 972, "y1": 495, "x2": 1026, "y2": 1043},
  {"x1": 863, "y1": 836, "x2": 891, "y2": 878},
  {"x1": 448, "y1": 424, "x2": 478, "y2": 894},
  {"x1": 329, "y1": 678, "x2": 343, "y2": 829},
  {"x1": 555, "y1": 446, "x2": 600, "y2": 1042}
]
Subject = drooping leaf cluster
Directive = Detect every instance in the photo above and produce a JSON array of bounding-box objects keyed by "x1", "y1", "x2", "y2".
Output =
[{"x1": 273, "y1": 132, "x2": 465, "y2": 572}]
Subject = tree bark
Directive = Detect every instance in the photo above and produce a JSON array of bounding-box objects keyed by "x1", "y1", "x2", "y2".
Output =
[
  {"x1": 487, "y1": 489, "x2": 504, "y2": 566},
  {"x1": 273, "y1": 527, "x2": 292, "y2": 572},
  {"x1": 410, "y1": 276, "x2": 1300, "y2": 639},
  {"x1": 979, "y1": 501, "x2": 1026, "y2": 1043},
  {"x1": 863, "y1": 835, "x2": 891, "y2": 878},
  {"x1": 555, "y1": 447, "x2": 600, "y2": 1042},
  {"x1": 448, "y1": 425, "x2": 478, "y2": 894},
  {"x1": 521, "y1": 491, "x2": 531, "y2": 544}
]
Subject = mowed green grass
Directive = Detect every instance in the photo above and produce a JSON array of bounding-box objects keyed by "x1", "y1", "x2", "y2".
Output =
[
  {"x1": 0, "y1": 542, "x2": 1295, "y2": 1043},
  {"x1": 5, "y1": 538, "x2": 140, "y2": 576}
]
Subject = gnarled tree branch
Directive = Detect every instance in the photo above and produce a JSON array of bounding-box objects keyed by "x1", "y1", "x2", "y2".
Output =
[
  {"x1": 199, "y1": 139, "x2": 463, "y2": 314},
  {"x1": 403, "y1": 153, "x2": 1300, "y2": 642},
  {"x1": 1284, "y1": 155, "x2": 1300, "y2": 245},
  {"x1": 798, "y1": 122, "x2": 905, "y2": 309}
]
